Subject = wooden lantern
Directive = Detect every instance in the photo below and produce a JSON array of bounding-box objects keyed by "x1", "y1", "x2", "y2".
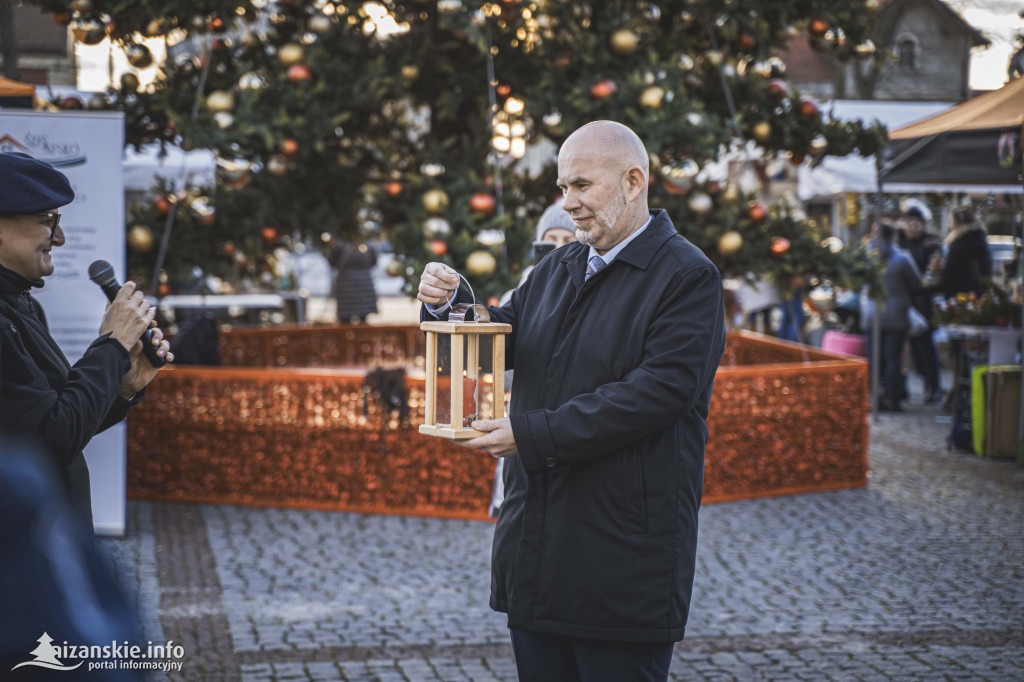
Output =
[{"x1": 419, "y1": 303, "x2": 511, "y2": 440}]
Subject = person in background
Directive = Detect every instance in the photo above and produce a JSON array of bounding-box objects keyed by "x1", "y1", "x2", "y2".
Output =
[
  {"x1": 867, "y1": 223, "x2": 922, "y2": 412},
  {"x1": 329, "y1": 237, "x2": 379, "y2": 324},
  {"x1": 0, "y1": 152, "x2": 173, "y2": 532},
  {"x1": 898, "y1": 202, "x2": 943, "y2": 404},
  {"x1": 941, "y1": 207, "x2": 991, "y2": 299}
]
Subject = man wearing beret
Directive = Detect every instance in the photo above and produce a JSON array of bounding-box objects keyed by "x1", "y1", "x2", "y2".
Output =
[{"x1": 0, "y1": 152, "x2": 173, "y2": 532}]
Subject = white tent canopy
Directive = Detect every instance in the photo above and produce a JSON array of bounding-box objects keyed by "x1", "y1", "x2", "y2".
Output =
[{"x1": 797, "y1": 100, "x2": 956, "y2": 200}]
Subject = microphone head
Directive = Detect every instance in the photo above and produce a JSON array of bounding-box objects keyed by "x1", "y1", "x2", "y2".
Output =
[{"x1": 88, "y1": 260, "x2": 115, "y2": 285}]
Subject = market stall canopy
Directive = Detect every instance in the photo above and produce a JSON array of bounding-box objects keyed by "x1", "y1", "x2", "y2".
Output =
[
  {"x1": 798, "y1": 100, "x2": 954, "y2": 200},
  {"x1": 880, "y1": 77, "x2": 1024, "y2": 191},
  {"x1": 0, "y1": 77, "x2": 36, "y2": 109}
]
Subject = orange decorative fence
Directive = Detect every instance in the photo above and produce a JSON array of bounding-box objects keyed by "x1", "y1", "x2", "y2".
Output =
[{"x1": 126, "y1": 329, "x2": 869, "y2": 519}]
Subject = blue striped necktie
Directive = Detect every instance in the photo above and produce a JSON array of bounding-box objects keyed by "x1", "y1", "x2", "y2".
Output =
[{"x1": 585, "y1": 255, "x2": 606, "y2": 281}]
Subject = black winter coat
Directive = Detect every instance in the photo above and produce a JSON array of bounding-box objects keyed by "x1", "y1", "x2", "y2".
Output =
[
  {"x1": 0, "y1": 265, "x2": 140, "y2": 529},
  {"x1": 426, "y1": 210, "x2": 726, "y2": 642},
  {"x1": 941, "y1": 226, "x2": 991, "y2": 298}
]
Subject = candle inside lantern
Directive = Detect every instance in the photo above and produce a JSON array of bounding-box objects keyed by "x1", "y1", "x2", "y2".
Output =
[{"x1": 463, "y1": 376, "x2": 477, "y2": 426}]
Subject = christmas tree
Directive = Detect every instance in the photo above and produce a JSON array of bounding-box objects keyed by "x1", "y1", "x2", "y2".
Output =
[{"x1": 31, "y1": 0, "x2": 886, "y2": 298}]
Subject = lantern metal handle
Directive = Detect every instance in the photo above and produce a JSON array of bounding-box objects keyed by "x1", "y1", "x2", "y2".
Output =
[{"x1": 444, "y1": 271, "x2": 490, "y2": 323}]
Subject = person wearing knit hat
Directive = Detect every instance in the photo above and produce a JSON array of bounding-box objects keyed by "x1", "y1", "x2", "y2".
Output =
[
  {"x1": 535, "y1": 201, "x2": 576, "y2": 247},
  {"x1": 0, "y1": 152, "x2": 173, "y2": 531}
]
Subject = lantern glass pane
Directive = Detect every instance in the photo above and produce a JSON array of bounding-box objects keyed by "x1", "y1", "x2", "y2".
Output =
[{"x1": 433, "y1": 332, "x2": 496, "y2": 428}]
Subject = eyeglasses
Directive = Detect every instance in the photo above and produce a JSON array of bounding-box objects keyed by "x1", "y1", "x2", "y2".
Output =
[{"x1": 35, "y1": 211, "x2": 61, "y2": 239}]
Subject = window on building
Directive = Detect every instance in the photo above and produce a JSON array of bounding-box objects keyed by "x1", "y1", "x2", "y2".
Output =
[{"x1": 898, "y1": 38, "x2": 916, "y2": 70}]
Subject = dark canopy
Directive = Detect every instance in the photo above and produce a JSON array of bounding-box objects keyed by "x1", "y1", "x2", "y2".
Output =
[{"x1": 880, "y1": 77, "x2": 1024, "y2": 187}]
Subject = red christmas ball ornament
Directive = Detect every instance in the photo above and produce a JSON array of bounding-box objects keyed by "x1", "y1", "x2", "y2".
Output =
[
  {"x1": 469, "y1": 192, "x2": 497, "y2": 216},
  {"x1": 747, "y1": 203, "x2": 768, "y2": 223},
  {"x1": 385, "y1": 181, "x2": 404, "y2": 197},
  {"x1": 261, "y1": 226, "x2": 278, "y2": 245},
  {"x1": 61, "y1": 96, "x2": 84, "y2": 110},
  {"x1": 280, "y1": 138, "x2": 299, "y2": 157},
  {"x1": 208, "y1": 16, "x2": 226, "y2": 32},
  {"x1": 798, "y1": 98, "x2": 819, "y2": 118},
  {"x1": 590, "y1": 79, "x2": 617, "y2": 100},
  {"x1": 496, "y1": 84, "x2": 512, "y2": 97},
  {"x1": 736, "y1": 31, "x2": 757, "y2": 52},
  {"x1": 809, "y1": 18, "x2": 830, "y2": 37},
  {"x1": 287, "y1": 64, "x2": 312, "y2": 83},
  {"x1": 770, "y1": 237, "x2": 791, "y2": 255},
  {"x1": 158, "y1": 282, "x2": 171, "y2": 297},
  {"x1": 222, "y1": 241, "x2": 236, "y2": 256},
  {"x1": 428, "y1": 239, "x2": 448, "y2": 256},
  {"x1": 766, "y1": 79, "x2": 789, "y2": 100},
  {"x1": 153, "y1": 195, "x2": 172, "y2": 216},
  {"x1": 554, "y1": 52, "x2": 572, "y2": 68}
]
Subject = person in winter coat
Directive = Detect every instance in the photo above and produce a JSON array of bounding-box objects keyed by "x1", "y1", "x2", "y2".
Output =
[
  {"x1": 328, "y1": 238, "x2": 378, "y2": 323},
  {"x1": 417, "y1": 121, "x2": 726, "y2": 681},
  {"x1": 940, "y1": 208, "x2": 991, "y2": 299},
  {"x1": 0, "y1": 152, "x2": 173, "y2": 532},
  {"x1": 898, "y1": 204, "x2": 944, "y2": 403},
  {"x1": 868, "y1": 223, "x2": 922, "y2": 412}
]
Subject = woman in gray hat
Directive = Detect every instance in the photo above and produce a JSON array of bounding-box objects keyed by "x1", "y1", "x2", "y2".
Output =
[{"x1": 0, "y1": 152, "x2": 173, "y2": 531}]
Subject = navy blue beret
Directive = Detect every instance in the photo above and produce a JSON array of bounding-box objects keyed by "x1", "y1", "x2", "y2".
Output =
[{"x1": 0, "y1": 152, "x2": 75, "y2": 217}]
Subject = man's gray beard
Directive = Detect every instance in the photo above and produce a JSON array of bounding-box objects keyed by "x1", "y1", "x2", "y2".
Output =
[{"x1": 575, "y1": 228, "x2": 596, "y2": 245}]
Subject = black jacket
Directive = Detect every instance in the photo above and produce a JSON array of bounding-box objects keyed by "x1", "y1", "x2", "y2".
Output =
[
  {"x1": 0, "y1": 265, "x2": 139, "y2": 528},
  {"x1": 941, "y1": 226, "x2": 991, "y2": 299},
  {"x1": 425, "y1": 210, "x2": 726, "y2": 642}
]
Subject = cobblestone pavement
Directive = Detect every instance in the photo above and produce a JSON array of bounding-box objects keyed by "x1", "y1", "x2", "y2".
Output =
[{"x1": 102, "y1": 383, "x2": 1024, "y2": 681}]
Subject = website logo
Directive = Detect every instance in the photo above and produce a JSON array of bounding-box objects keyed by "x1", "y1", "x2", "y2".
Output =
[
  {"x1": 11, "y1": 633, "x2": 83, "y2": 672},
  {"x1": 11, "y1": 633, "x2": 185, "y2": 674}
]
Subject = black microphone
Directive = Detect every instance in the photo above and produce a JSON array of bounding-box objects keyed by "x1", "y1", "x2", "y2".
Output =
[{"x1": 88, "y1": 260, "x2": 167, "y2": 368}]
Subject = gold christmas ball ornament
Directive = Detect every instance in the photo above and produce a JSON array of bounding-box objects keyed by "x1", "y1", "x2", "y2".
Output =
[
  {"x1": 639, "y1": 86, "x2": 665, "y2": 109},
  {"x1": 70, "y1": 16, "x2": 107, "y2": 45},
  {"x1": 809, "y1": 134, "x2": 829, "y2": 156},
  {"x1": 238, "y1": 72, "x2": 267, "y2": 90},
  {"x1": 308, "y1": 14, "x2": 333, "y2": 34},
  {"x1": 267, "y1": 154, "x2": 289, "y2": 177},
  {"x1": 205, "y1": 90, "x2": 235, "y2": 114},
  {"x1": 422, "y1": 188, "x2": 450, "y2": 214},
  {"x1": 143, "y1": 19, "x2": 164, "y2": 38},
  {"x1": 610, "y1": 29, "x2": 640, "y2": 55},
  {"x1": 853, "y1": 39, "x2": 876, "y2": 59},
  {"x1": 279, "y1": 43, "x2": 305, "y2": 66},
  {"x1": 717, "y1": 230, "x2": 743, "y2": 255},
  {"x1": 688, "y1": 192, "x2": 713, "y2": 215},
  {"x1": 69, "y1": 0, "x2": 93, "y2": 13},
  {"x1": 190, "y1": 196, "x2": 216, "y2": 225},
  {"x1": 678, "y1": 54, "x2": 695, "y2": 72},
  {"x1": 128, "y1": 225, "x2": 155, "y2": 253},
  {"x1": 119, "y1": 72, "x2": 140, "y2": 92},
  {"x1": 402, "y1": 65, "x2": 420, "y2": 81},
  {"x1": 466, "y1": 250, "x2": 497, "y2": 277},
  {"x1": 423, "y1": 217, "x2": 451, "y2": 237},
  {"x1": 125, "y1": 44, "x2": 154, "y2": 68},
  {"x1": 822, "y1": 237, "x2": 845, "y2": 253},
  {"x1": 752, "y1": 121, "x2": 772, "y2": 142},
  {"x1": 214, "y1": 112, "x2": 234, "y2": 129}
]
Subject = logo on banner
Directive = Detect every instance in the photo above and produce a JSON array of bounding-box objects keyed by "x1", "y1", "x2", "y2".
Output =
[
  {"x1": 11, "y1": 633, "x2": 185, "y2": 674},
  {"x1": 997, "y1": 132, "x2": 1017, "y2": 170},
  {"x1": 0, "y1": 132, "x2": 87, "y2": 167}
]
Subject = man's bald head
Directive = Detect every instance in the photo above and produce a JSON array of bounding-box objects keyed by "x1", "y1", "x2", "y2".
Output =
[
  {"x1": 559, "y1": 121, "x2": 649, "y2": 179},
  {"x1": 556, "y1": 121, "x2": 651, "y2": 255}
]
